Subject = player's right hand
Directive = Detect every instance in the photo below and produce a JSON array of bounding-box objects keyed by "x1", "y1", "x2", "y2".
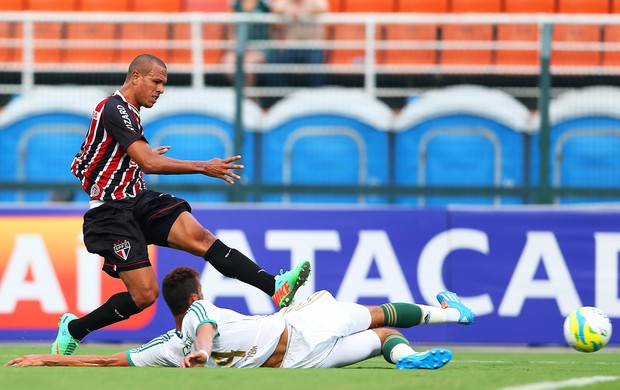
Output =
[{"x1": 201, "y1": 155, "x2": 244, "y2": 184}]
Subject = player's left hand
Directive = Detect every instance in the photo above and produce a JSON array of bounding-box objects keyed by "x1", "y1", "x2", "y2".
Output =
[{"x1": 152, "y1": 145, "x2": 171, "y2": 155}]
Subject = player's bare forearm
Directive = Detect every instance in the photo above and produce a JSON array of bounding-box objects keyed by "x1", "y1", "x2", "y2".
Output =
[
  {"x1": 127, "y1": 140, "x2": 243, "y2": 183},
  {"x1": 181, "y1": 323, "x2": 217, "y2": 368},
  {"x1": 5, "y1": 352, "x2": 130, "y2": 367},
  {"x1": 141, "y1": 154, "x2": 243, "y2": 181}
]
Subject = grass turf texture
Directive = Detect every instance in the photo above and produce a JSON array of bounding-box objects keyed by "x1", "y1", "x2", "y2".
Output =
[{"x1": 1, "y1": 344, "x2": 620, "y2": 390}]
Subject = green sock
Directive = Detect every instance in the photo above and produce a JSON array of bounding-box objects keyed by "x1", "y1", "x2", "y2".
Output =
[
  {"x1": 380, "y1": 303, "x2": 422, "y2": 327},
  {"x1": 382, "y1": 334, "x2": 412, "y2": 363}
]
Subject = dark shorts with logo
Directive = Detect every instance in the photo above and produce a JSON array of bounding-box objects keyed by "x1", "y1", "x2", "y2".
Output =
[{"x1": 83, "y1": 189, "x2": 191, "y2": 278}]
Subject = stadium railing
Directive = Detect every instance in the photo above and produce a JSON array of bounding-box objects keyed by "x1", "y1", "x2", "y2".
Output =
[
  {"x1": 1, "y1": 12, "x2": 620, "y2": 94},
  {"x1": 1, "y1": 11, "x2": 620, "y2": 205}
]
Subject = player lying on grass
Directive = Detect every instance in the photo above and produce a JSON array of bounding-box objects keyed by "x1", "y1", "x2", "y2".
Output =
[{"x1": 7, "y1": 266, "x2": 474, "y2": 370}]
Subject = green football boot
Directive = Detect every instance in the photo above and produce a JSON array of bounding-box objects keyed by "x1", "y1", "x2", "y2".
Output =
[
  {"x1": 51, "y1": 313, "x2": 80, "y2": 355},
  {"x1": 272, "y1": 260, "x2": 311, "y2": 308}
]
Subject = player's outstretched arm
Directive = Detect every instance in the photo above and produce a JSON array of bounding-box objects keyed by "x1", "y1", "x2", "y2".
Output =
[
  {"x1": 5, "y1": 352, "x2": 130, "y2": 367},
  {"x1": 127, "y1": 139, "x2": 243, "y2": 184}
]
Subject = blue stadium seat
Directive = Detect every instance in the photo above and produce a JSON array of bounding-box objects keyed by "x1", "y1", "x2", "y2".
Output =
[
  {"x1": 141, "y1": 88, "x2": 262, "y2": 204},
  {"x1": 394, "y1": 85, "x2": 531, "y2": 206},
  {"x1": 20, "y1": 124, "x2": 90, "y2": 202},
  {"x1": 530, "y1": 86, "x2": 620, "y2": 204},
  {"x1": 0, "y1": 87, "x2": 107, "y2": 202},
  {"x1": 260, "y1": 88, "x2": 393, "y2": 204}
]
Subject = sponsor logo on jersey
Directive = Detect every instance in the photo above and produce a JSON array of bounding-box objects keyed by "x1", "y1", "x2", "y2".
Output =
[{"x1": 117, "y1": 105, "x2": 135, "y2": 131}]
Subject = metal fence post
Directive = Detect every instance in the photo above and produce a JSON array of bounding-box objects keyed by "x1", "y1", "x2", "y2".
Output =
[
  {"x1": 538, "y1": 22, "x2": 553, "y2": 204},
  {"x1": 232, "y1": 20, "x2": 248, "y2": 203},
  {"x1": 21, "y1": 16, "x2": 34, "y2": 94},
  {"x1": 364, "y1": 17, "x2": 376, "y2": 97},
  {"x1": 190, "y1": 16, "x2": 204, "y2": 90}
]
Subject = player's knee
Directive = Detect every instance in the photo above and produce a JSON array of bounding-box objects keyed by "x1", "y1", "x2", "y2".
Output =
[
  {"x1": 184, "y1": 224, "x2": 211, "y2": 243},
  {"x1": 200, "y1": 228, "x2": 216, "y2": 243},
  {"x1": 368, "y1": 306, "x2": 385, "y2": 328},
  {"x1": 373, "y1": 328, "x2": 402, "y2": 344},
  {"x1": 197, "y1": 228, "x2": 216, "y2": 250},
  {"x1": 180, "y1": 227, "x2": 214, "y2": 256},
  {"x1": 132, "y1": 287, "x2": 159, "y2": 309}
]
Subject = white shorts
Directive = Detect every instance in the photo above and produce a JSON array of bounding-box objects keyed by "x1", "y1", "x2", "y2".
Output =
[{"x1": 280, "y1": 290, "x2": 357, "y2": 368}]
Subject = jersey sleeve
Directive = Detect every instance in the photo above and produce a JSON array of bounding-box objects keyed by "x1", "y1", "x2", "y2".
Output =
[
  {"x1": 183, "y1": 300, "x2": 221, "y2": 339},
  {"x1": 103, "y1": 100, "x2": 145, "y2": 150},
  {"x1": 126, "y1": 331, "x2": 179, "y2": 367}
]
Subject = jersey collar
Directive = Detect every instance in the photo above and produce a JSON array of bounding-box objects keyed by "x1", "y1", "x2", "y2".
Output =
[{"x1": 114, "y1": 90, "x2": 141, "y2": 117}]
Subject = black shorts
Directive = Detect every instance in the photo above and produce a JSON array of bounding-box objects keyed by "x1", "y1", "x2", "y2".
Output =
[{"x1": 83, "y1": 189, "x2": 191, "y2": 278}]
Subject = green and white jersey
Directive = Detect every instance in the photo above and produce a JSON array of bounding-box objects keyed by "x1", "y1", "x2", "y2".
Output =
[{"x1": 126, "y1": 300, "x2": 285, "y2": 368}]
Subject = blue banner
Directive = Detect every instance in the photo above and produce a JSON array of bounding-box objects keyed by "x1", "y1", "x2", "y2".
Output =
[{"x1": 0, "y1": 206, "x2": 618, "y2": 346}]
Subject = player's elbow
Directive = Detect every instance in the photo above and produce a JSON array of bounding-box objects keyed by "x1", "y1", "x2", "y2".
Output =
[
  {"x1": 108, "y1": 353, "x2": 131, "y2": 367},
  {"x1": 138, "y1": 159, "x2": 158, "y2": 174}
]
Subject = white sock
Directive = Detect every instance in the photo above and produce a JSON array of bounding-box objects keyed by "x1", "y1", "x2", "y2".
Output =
[
  {"x1": 417, "y1": 305, "x2": 460, "y2": 324},
  {"x1": 390, "y1": 343, "x2": 416, "y2": 363}
]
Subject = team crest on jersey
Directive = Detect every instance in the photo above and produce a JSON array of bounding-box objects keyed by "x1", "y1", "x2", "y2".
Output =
[
  {"x1": 90, "y1": 184, "x2": 101, "y2": 198},
  {"x1": 113, "y1": 240, "x2": 131, "y2": 261}
]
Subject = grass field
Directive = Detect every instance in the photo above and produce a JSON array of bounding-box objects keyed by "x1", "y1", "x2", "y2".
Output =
[{"x1": 2, "y1": 344, "x2": 620, "y2": 390}]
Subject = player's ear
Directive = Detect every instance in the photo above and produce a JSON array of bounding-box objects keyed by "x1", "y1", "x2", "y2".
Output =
[{"x1": 131, "y1": 70, "x2": 141, "y2": 84}]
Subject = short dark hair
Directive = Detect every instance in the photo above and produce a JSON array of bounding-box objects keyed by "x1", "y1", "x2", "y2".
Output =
[
  {"x1": 162, "y1": 266, "x2": 201, "y2": 316},
  {"x1": 125, "y1": 54, "x2": 167, "y2": 81}
]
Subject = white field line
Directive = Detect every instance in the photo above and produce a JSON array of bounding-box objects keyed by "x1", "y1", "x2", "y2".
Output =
[
  {"x1": 497, "y1": 376, "x2": 620, "y2": 390},
  {"x1": 459, "y1": 360, "x2": 620, "y2": 365}
]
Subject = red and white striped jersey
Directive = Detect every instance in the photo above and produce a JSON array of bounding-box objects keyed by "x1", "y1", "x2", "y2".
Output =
[{"x1": 71, "y1": 91, "x2": 148, "y2": 201}]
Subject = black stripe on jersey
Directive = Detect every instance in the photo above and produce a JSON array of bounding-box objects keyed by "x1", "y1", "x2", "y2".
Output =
[{"x1": 73, "y1": 106, "x2": 107, "y2": 179}]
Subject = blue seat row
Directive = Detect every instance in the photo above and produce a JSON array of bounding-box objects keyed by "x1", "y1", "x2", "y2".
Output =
[
  {"x1": 529, "y1": 86, "x2": 620, "y2": 204},
  {"x1": 0, "y1": 85, "x2": 618, "y2": 206},
  {"x1": 0, "y1": 87, "x2": 107, "y2": 202},
  {"x1": 258, "y1": 88, "x2": 393, "y2": 204},
  {"x1": 393, "y1": 85, "x2": 531, "y2": 206}
]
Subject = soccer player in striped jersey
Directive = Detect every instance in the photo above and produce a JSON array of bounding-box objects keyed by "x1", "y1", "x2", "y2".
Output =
[
  {"x1": 10, "y1": 267, "x2": 474, "y2": 369},
  {"x1": 53, "y1": 53, "x2": 310, "y2": 357}
]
